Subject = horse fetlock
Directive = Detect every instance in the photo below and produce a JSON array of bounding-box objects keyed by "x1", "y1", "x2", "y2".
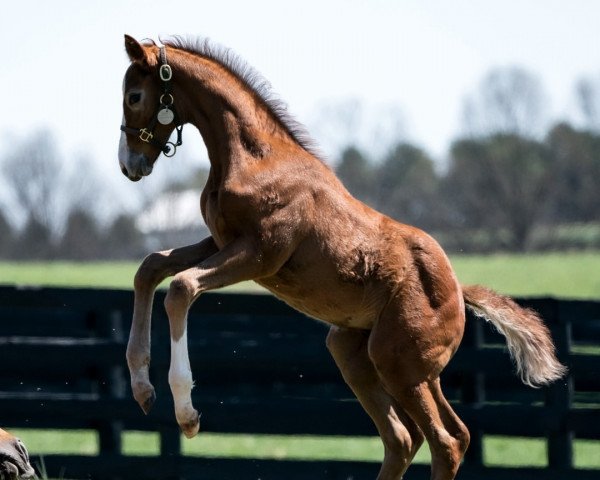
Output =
[{"x1": 131, "y1": 381, "x2": 156, "y2": 414}]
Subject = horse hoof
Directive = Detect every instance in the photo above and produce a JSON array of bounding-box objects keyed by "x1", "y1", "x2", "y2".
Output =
[
  {"x1": 180, "y1": 411, "x2": 200, "y2": 438},
  {"x1": 140, "y1": 390, "x2": 156, "y2": 415}
]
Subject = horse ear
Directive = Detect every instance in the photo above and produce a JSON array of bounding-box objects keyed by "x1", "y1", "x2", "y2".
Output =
[{"x1": 124, "y1": 34, "x2": 148, "y2": 63}]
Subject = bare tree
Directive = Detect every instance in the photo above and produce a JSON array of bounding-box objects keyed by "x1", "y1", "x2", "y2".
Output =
[
  {"x1": 1, "y1": 129, "x2": 65, "y2": 236},
  {"x1": 462, "y1": 67, "x2": 547, "y2": 138},
  {"x1": 309, "y1": 98, "x2": 364, "y2": 160},
  {"x1": 576, "y1": 76, "x2": 600, "y2": 130},
  {"x1": 309, "y1": 98, "x2": 406, "y2": 161}
]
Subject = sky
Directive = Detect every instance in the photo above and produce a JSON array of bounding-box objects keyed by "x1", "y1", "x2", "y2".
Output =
[{"x1": 1, "y1": 0, "x2": 600, "y2": 206}]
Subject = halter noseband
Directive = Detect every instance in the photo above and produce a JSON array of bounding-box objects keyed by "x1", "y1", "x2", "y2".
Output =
[{"x1": 120, "y1": 46, "x2": 183, "y2": 158}]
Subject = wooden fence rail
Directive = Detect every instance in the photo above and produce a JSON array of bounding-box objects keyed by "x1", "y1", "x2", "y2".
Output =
[{"x1": 0, "y1": 285, "x2": 598, "y2": 479}]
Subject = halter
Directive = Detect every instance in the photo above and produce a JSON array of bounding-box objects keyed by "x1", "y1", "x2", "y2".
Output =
[{"x1": 120, "y1": 47, "x2": 183, "y2": 158}]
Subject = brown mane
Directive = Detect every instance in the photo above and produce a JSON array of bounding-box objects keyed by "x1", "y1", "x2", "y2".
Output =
[{"x1": 159, "y1": 34, "x2": 324, "y2": 160}]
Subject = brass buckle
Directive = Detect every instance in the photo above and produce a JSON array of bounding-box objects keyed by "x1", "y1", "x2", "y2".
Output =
[{"x1": 139, "y1": 128, "x2": 153, "y2": 143}]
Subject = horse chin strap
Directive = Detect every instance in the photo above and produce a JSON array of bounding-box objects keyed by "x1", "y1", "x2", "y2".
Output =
[{"x1": 120, "y1": 46, "x2": 184, "y2": 158}]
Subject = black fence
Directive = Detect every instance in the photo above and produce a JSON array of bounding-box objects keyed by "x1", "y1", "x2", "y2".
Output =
[{"x1": 0, "y1": 285, "x2": 598, "y2": 480}]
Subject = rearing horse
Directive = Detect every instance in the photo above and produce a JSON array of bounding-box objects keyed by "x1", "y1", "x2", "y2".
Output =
[{"x1": 118, "y1": 35, "x2": 565, "y2": 480}]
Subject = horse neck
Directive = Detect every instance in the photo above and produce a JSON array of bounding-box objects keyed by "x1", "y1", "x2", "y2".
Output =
[{"x1": 170, "y1": 50, "x2": 296, "y2": 178}]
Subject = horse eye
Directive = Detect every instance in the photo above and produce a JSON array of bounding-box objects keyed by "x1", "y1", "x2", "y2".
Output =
[{"x1": 128, "y1": 93, "x2": 142, "y2": 106}]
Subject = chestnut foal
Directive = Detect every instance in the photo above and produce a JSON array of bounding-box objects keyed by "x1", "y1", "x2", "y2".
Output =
[{"x1": 119, "y1": 35, "x2": 565, "y2": 480}]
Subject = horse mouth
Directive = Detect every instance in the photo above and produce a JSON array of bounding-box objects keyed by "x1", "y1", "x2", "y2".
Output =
[
  {"x1": 120, "y1": 153, "x2": 153, "y2": 182},
  {"x1": 120, "y1": 164, "x2": 145, "y2": 182}
]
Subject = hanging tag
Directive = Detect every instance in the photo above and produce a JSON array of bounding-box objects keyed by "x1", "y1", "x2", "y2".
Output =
[{"x1": 157, "y1": 107, "x2": 175, "y2": 125}]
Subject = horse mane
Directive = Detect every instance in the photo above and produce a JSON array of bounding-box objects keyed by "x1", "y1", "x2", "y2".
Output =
[{"x1": 155, "y1": 35, "x2": 323, "y2": 160}]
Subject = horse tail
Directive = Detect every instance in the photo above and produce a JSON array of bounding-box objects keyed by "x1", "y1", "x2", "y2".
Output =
[{"x1": 462, "y1": 284, "x2": 567, "y2": 387}]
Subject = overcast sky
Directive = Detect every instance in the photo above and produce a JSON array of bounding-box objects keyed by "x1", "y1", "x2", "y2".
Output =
[{"x1": 2, "y1": 0, "x2": 600, "y2": 180}]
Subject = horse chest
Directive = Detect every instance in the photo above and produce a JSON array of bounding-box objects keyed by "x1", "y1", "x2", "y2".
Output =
[
  {"x1": 201, "y1": 190, "x2": 227, "y2": 247},
  {"x1": 201, "y1": 187, "x2": 255, "y2": 247}
]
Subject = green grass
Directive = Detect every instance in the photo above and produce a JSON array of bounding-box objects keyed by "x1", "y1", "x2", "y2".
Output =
[
  {"x1": 0, "y1": 261, "x2": 265, "y2": 293},
  {"x1": 0, "y1": 251, "x2": 599, "y2": 298},
  {"x1": 7, "y1": 429, "x2": 600, "y2": 469},
  {"x1": 450, "y1": 252, "x2": 600, "y2": 299}
]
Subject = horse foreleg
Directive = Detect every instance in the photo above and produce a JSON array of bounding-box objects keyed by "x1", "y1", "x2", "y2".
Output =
[
  {"x1": 126, "y1": 237, "x2": 218, "y2": 414},
  {"x1": 164, "y1": 237, "x2": 279, "y2": 437},
  {"x1": 326, "y1": 326, "x2": 424, "y2": 480}
]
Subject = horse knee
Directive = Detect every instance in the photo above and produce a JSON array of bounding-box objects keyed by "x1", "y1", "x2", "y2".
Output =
[
  {"x1": 134, "y1": 251, "x2": 168, "y2": 290},
  {"x1": 164, "y1": 275, "x2": 194, "y2": 318}
]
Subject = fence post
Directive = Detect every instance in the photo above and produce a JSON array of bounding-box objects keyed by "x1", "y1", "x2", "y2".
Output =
[
  {"x1": 158, "y1": 366, "x2": 183, "y2": 480},
  {"x1": 96, "y1": 309, "x2": 126, "y2": 479},
  {"x1": 155, "y1": 307, "x2": 184, "y2": 480},
  {"x1": 546, "y1": 307, "x2": 573, "y2": 471},
  {"x1": 461, "y1": 317, "x2": 485, "y2": 467}
]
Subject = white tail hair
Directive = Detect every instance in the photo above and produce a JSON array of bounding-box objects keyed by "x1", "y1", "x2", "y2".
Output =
[{"x1": 462, "y1": 285, "x2": 567, "y2": 387}]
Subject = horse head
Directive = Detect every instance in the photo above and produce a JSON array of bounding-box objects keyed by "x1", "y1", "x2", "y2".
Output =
[{"x1": 119, "y1": 35, "x2": 183, "y2": 182}]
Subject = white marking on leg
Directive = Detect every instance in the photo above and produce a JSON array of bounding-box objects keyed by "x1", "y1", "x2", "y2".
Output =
[{"x1": 168, "y1": 328, "x2": 195, "y2": 424}]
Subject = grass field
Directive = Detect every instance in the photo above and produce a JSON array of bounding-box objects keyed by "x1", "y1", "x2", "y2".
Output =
[
  {"x1": 1, "y1": 251, "x2": 599, "y2": 298},
  {"x1": 7, "y1": 429, "x2": 600, "y2": 470}
]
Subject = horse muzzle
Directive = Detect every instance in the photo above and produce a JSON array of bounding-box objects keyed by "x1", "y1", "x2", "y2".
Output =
[{"x1": 120, "y1": 153, "x2": 153, "y2": 182}]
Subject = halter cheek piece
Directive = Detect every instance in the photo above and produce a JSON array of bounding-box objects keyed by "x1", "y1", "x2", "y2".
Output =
[{"x1": 120, "y1": 47, "x2": 183, "y2": 158}]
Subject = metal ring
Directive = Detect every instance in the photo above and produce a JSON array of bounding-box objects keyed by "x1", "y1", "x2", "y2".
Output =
[
  {"x1": 159, "y1": 64, "x2": 173, "y2": 82},
  {"x1": 160, "y1": 93, "x2": 174, "y2": 106},
  {"x1": 163, "y1": 142, "x2": 177, "y2": 157}
]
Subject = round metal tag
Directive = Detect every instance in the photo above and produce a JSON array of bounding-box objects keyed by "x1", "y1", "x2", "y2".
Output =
[{"x1": 157, "y1": 108, "x2": 175, "y2": 125}]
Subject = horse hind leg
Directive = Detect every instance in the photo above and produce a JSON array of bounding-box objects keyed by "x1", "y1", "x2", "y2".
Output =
[
  {"x1": 367, "y1": 314, "x2": 469, "y2": 479},
  {"x1": 369, "y1": 359, "x2": 469, "y2": 480},
  {"x1": 326, "y1": 327, "x2": 424, "y2": 480}
]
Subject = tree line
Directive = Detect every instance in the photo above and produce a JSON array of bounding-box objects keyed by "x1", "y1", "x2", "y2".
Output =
[
  {"x1": 333, "y1": 66, "x2": 600, "y2": 252},
  {"x1": 0, "y1": 66, "x2": 599, "y2": 259},
  {"x1": 337, "y1": 123, "x2": 600, "y2": 252}
]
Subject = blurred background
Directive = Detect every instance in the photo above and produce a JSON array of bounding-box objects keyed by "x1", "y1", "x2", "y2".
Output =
[{"x1": 1, "y1": 0, "x2": 599, "y2": 261}]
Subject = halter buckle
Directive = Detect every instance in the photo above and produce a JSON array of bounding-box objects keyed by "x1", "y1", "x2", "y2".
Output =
[
  {"x1": 160, "y1": 93, "x2": 174, "y2": 106},
  {"x1": 159, "y1": 64, "x2": 173, "y2": 82},
  {"x1": 139, "y1": 128, "x2": 154, "y2": 143}
]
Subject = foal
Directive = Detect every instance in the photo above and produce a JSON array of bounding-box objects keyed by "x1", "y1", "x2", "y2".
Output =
[{"x1": 119, "y1": 35, "x2": 565, "y2": 480}]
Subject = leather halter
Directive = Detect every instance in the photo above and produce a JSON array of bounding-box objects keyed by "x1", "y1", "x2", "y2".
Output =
[{"x1": 120, "y1": 47, "x2": 183, "y2": 158}]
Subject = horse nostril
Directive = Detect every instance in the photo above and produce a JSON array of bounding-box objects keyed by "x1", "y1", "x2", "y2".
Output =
[{"x1": 121, "y1": 164, "x2": 129, "y2": 177}]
